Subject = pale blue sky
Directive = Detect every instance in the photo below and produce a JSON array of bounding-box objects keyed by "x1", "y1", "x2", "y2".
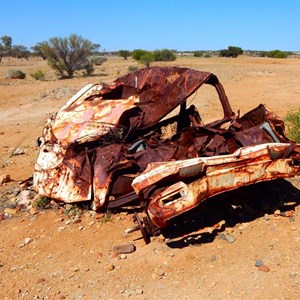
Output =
[{"x1": 1, "y1": 0, "x2": 299, "y2": 51}]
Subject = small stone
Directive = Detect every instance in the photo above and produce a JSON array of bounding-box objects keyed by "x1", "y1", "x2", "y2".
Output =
[
  {"x1": 0, "y1": 174, "x2": 12, "y2": 185},
  {"x1": 264, "y1": 214, "x2": 270, "y2": 221},
  {"x1": 135, "y1": 289, "x2": 143, "y2": 295},
  {"x1": 274, "y1": 209, "x2": 281, "y2": 215},
  {"x1": 37, "y1": 278, "x2": 46, "y2": 283},
  {"x1": 112, "y1": 243, "x2": 136, "y2": 255},
  {"x1": 210, "y1": 255, "x2": 217, "y2": 262},
  {"x1": 120, "y1": 254, "x2": 127, "y2": 259},
  {"x1": 106, "y1": 263, "x2": 115, "y2": 271},
  {"x1": 73, "y1": 267, "x2": 79, "y2": 272},
  {"x1": 72, "y1": 217, "x2": 81, "y2": 224},
  {"x1": 289, "y1": 272, "x2": 298, "y2": 278},
  {"x1": 54, "y1": 218, "x2": 64, "y2": 223},
  {"x1": 290, "y1": 226, "x2": 297, "y2": 231},
  {"x1": 24, "y1": 237, "x2": 33, "y2": 245},
  {"x1": 88, "y1": 221, "x2": 95, "y2": 226},
  {"x1": 225, "y1": 234, "x2": 236, "y2": 243},
  {"x1": 78, "y1": 226, "x2": 84, "y2": 230},
  {"x1": 258, "y1": 265, "x2": 270, "y2": 272},
  {"x1": 4, "y1": 208, "x2": 17, "y2": 215},
  {"x1": 17, "y1": 190, "x2": 35, "y2": 206},
  {"x1": 157, "y1": 234, "x2": 165, "y2": 243},
  {"x1": 58, "y1": 226, "x2": 65, "y2": 232},
  {"x1": 65, "y1": 220, "x2": 71, "y2": 225},
  {"x1": 254, "y1": 260, "x2": 264, "y2": 267},
  {"x1": 12, "y1": 148, "x2": 25, "y2": 156}
]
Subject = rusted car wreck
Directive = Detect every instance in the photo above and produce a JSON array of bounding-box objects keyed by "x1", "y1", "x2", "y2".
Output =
[{"x1": 34, "y1": 66, "x2": 300, "y2": 240}]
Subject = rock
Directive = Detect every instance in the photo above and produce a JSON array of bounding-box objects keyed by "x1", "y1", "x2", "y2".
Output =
[
  {"x1": 290, "y1": 226, "x2": 297, "y2": 231},
  {"x1": 225, "y1": 234, "x2": 236, "y2": 243},
  {"x1": 264, "y1": 213, "x2": 270, "y2": 221},
  {"x1": 0, "y1": 174, "x2": 12, "y2": 185},
  {"x1": 219, "y1": 233, "x2": 235, "y2": 243},
  {"x1": 16, "y1": 190, "x2": 35, "y2": 206},
  {"x1": 24, "y1": 237, "x2": 33, "y2": 245},
  {"x1": 134, "y1": 289, "x2": 143, "y2": 295},
  {"x1": 106, "y1": 263, "x2": 115, "y2": 271},
  {"x1": 120, "y1": 254, "x2": 127, "y2": 259},
  {"x1": 274, "y1": 209, "x2": 281, "y2": 215},
  {"x1": 258, "y1": 265, "x2": 270, "y2": 272},
  {"x1": 254, "y1": 260, "x2": 264, "y2": 267},
  {"x1": 112, "y1": 243, "x2": 136, "y2": 255},
  {"x1": 12, "y1": 148, "x2": 25, "y2": 156},
  {"x1": 4, "y1": 208, "x2": 17, "y2": 215}
]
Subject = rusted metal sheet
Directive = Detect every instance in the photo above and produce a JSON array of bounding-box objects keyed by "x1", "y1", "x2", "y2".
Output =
[
  {"x1": 132, "y1": 143, "x2": 300, "y2": 228},
  {"x1": 34, "y1": 66, "x2": 300, "y2": 240}
]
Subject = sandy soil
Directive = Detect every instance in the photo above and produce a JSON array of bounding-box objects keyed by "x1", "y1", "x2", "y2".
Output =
[{"x1": 0, "y1": 56, "x2": 300, "y2": 299}]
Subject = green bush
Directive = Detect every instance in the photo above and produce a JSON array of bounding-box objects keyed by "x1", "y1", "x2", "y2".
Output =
[
  {"x1": 219, "y1": 46, "x2": 243, "y2": 58},
  {"x1": 6, "y1": 69, "x2": 26, "y2": 79},
  {"x1": 266, "y1": 49, "x2": 288, "y2": 59},
  {"x1": 132, "y1": 49, "x2": 149, "y2": 61},
  {"x1": 30, "y1": 70, "x2": 46, "y2": 80},
  {"x1": 89, "y1": 55, "x2": 107, "y2": 65},
  {"x1": 285, "y1": 110, "x2": 300, "y2": 142},
  {"x1": 153, "y1": 49, "x2": 176, "y2": 61}
]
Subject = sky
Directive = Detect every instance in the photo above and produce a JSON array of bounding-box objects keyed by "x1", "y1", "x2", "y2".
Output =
[{"x1": 1, "y1": 0, "x2": 300, "y2": 52}]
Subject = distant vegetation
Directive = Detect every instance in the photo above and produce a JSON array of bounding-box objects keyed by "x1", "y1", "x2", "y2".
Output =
[
  {"x1": 1, "y1": 33, "x2": 299, "y2": 79},
  {"x1": 219, "y1": 46, "x2": 243, "y2": 58},
  {"x1": 264, "y1": 49, "x2": 289, "y2": 59},
  {"x1": 131, "y1": 48, "x2": 176, "y2": 67}
]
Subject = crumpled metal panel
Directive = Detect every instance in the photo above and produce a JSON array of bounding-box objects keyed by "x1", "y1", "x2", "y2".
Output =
[
  {"x1": 34, "y1": 67, "x2": 225, "y2": 205},
  {"x1": 132, "y1": 143, "x2": 300, "y2": 228}
]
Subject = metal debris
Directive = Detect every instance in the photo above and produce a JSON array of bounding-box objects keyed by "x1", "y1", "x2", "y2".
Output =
[{"x1": 34, "y1": 66, "x2": 300, "y2": 242}]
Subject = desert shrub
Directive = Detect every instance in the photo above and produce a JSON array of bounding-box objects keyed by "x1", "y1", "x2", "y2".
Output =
[
  {"x1": 118, "y1": 50, "x2": 131, "y2": 60},
  {"x1": 89, "y1": 55, "x2": 107, "y2": 65},
  {"x1": 153, "y1": 49, "x2": 176, "y2": 61},
  {"x1": 6, "y1": 69, "x2": 26, "y2": 79},
  {"x1": 203, "y1": 53, "x2": 211, "y2": 58},
  {"x1": 266, "y1": 49, "x2": 288, "y2": 59},
  {"x1": 30, "y1": 70, "x2": 45, "y2": 81},
  {"x1": 83, "y1": 64, "x2": 95, "y2": 76},
  {"x1": 285, "y1": 110, "x2": 300, "y2": 142},
  {"x1": 219, "y1": 46, "x2": 243, "y2": 58},
  {"x1": 128, "y1": 65, "x2": 138, "y2": 72},
  {"x1": 194, "y1": 51, "x2": 203, "y2": 57}
]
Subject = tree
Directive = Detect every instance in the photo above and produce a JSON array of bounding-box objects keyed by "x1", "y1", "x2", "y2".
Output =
[
  {"x1": 118, "y1": 50, "x2": 131, "y2": 60},
  {"x1": 10, "y1": 45, "x2": 30, "y2": 60},
  {"x1": 132, "y1": 49, "x2": 154, "y2": 67},
  {"x1": 219, "y1": 46, "x2": 243, "y2": 58},
  {"x1": 31, "y1": 42, "x2": 49, "y2": 60},
  {"x1": 153, "y1": 49, "x2": 176, "y2": 61},
  {"x1": 43, "y1": 34, "x2": 100, "y2": 78},
  {"x1": 139, "y1": 53, "x2": 155, "y2": 67},
  {"x1": 0, "y1": 35, "x2": 12, "y2": 62},
  {"x1": 132, "y1": 49, "x2": 149, "y2": 61}
]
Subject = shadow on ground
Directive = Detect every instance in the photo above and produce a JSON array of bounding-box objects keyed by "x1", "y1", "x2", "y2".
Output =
[{"x1": 162, "y1": 178, "x2": 300, "y2": 248}]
